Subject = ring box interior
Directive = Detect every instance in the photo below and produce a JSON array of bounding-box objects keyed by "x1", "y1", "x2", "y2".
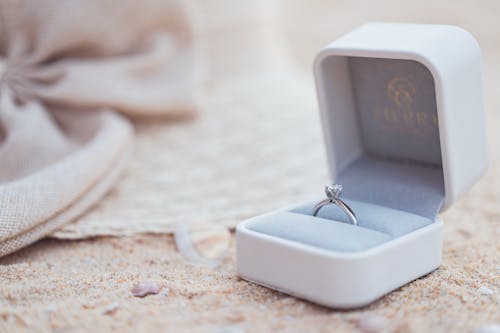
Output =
[{"x1": 236, "y1": 23, "x2": 488, "y2": 308}]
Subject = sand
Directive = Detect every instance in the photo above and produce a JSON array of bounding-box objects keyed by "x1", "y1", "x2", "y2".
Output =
[{"x1": 0, "y1": 203, "x2": 498, "y2": 333}]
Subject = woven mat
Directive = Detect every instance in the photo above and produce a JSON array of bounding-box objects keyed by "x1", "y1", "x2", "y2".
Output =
[{"x1": 52, "y1": 71, "x2": 327, "y2": 238}]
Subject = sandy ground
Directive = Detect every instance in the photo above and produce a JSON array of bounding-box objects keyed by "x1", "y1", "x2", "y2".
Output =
[{"x1": 0, "y1": 214, "x2": 498, "y2": 333}]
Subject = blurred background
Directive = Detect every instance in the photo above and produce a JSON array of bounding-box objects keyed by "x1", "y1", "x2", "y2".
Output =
[
  {"x1": 37, "y1": 0, "x2": 498, "y2": 237},
  {"x1": 196, "y1": 0, "x2": 499, "y2": 80}
]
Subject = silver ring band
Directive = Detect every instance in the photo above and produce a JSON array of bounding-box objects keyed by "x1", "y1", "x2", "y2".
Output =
[{"x1": 312, "y1": 184, "x2": 358, "y2": 225}]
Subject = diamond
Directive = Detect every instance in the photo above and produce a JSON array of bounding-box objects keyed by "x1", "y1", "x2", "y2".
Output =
[{"x1": 325, "y1": 184, "x2": 342, "y2": 200}]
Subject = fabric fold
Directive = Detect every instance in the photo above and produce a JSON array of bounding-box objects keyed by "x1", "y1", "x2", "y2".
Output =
[{"x1": 0, "y1": 0, "x2": 199, "y2": 257}]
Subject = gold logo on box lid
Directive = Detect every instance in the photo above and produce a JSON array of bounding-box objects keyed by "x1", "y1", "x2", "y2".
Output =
[
  {"x1": 387, "y1": 77, "x2": 416, "y2": 108},
  {"x1": 371, "y1": 76, "x2": 438, "y2": 136}
]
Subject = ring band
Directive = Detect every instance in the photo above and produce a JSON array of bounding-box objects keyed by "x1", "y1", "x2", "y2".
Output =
[{"x1": 312, "y1": 184, "x2": 358, "y2": 225}]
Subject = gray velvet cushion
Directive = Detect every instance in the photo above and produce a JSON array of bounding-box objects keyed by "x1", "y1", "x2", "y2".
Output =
[
  {"x1": 338, "y1": 156, "x2": 444, "y2": 219},
  {"x1": 247, "y1": 199, "x2": 433, "y2": 252},
  {"x1": 291, "y1": 199, "x2": 432, "y2": 237},
  {"x1": 247, "y1": 211, "x2": 391, "y2": 252}
]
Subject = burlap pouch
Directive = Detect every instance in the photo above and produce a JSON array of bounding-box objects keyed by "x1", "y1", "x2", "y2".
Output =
[{"x1": 0, "y1": 0, "x2": 199, "y2": 257}]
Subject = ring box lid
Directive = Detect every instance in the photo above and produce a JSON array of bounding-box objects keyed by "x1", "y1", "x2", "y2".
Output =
[{"x1": 314, "y1": 22, "x2": 488, "y2": 217}]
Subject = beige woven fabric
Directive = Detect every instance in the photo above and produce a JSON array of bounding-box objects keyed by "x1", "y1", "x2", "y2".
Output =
[
  {"x1": 30, "y1": 0, "x2": 303, "y2": 239},
  {"x1": 51, "y1": 0, "x2": 326, "y2": 239},
  {"x1": 0, "y1": 0, "x2": 198, "y2": 256},
  {"x1": 52, "y1": 72, "x2": 326, "y2": 238}
]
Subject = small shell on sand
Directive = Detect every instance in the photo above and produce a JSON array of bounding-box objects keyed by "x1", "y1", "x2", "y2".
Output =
[
  {"x1": 478, "y1": 286, "x2": 494, "y2": 295},
  {"x1": 174, "y1": 222, "x2": 230, "y2": 268},
  {"x1": 474, "y1": 324, "x2": 500, "y2": 333},
  {"x1": 131, "y1": 282, "x2": 160, "y2": 297},
  {"x1": 357, "y1": 313, "x2": 386, "y2": 333},
  {"x1": 215, "y1": 327, "x2": 245, "y2": 333},
  {"x1": 101, "y1": 302, "x2": 119, "y2": 315}
]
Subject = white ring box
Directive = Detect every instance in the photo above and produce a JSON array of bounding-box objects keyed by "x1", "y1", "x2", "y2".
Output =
[{"x1": 236, "y1": 22, "x2": 488, "y2": 308}]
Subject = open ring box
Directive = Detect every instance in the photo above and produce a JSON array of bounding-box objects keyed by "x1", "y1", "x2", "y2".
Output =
[{"x1": 236, "y1": 22, "x2": 488, "y2": 308}]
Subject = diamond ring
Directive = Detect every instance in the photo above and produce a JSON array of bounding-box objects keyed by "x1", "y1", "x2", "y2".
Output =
[{"x1": 312, "y1": 184, "x2": 358, "y2": 225}]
